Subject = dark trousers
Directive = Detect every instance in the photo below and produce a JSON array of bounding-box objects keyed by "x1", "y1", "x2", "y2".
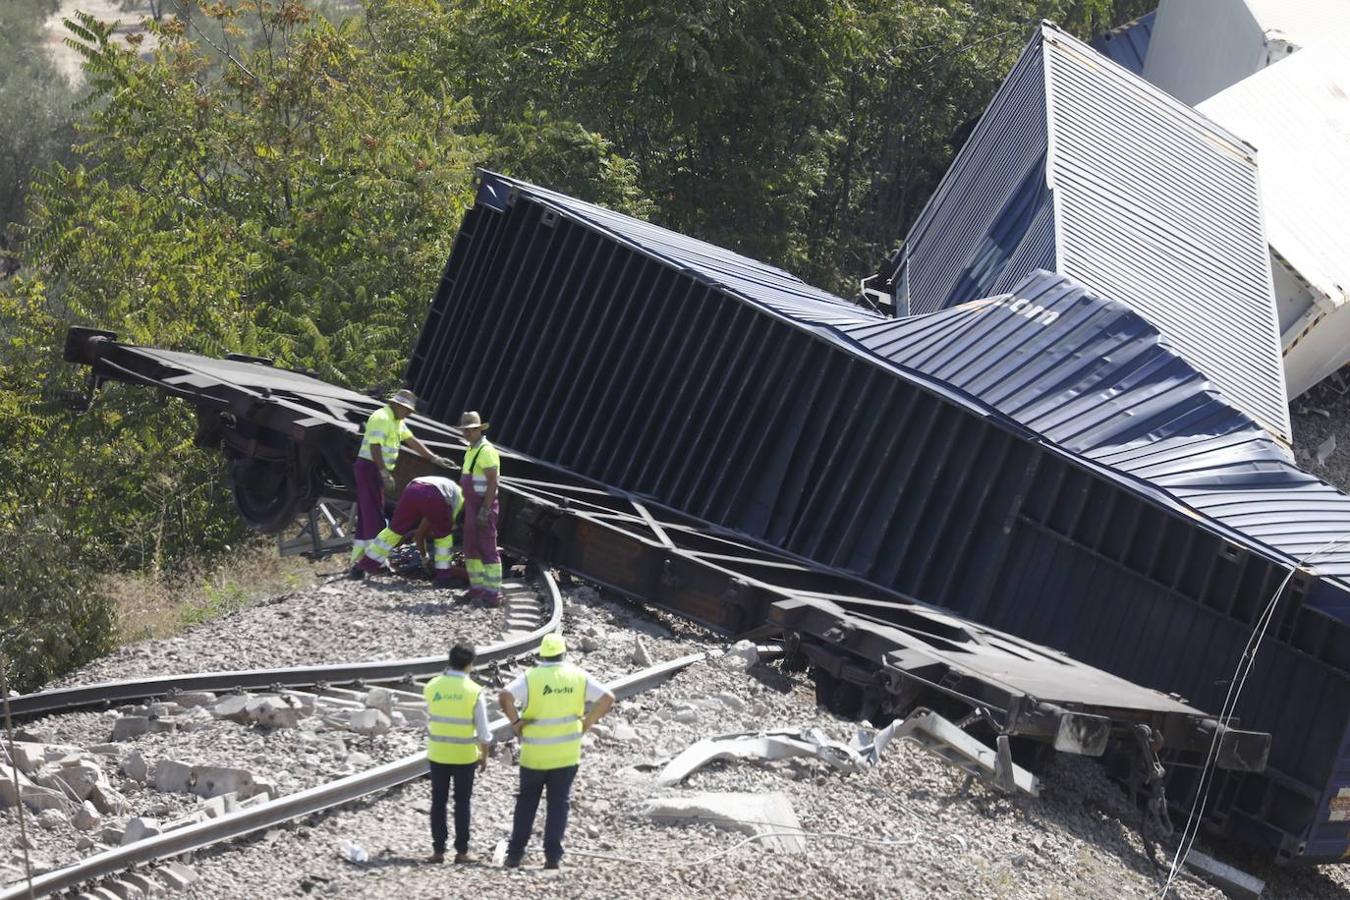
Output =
[
  {"x1": 429, "y1": 761, "x2": 477, "y2": 853},
  {"x1": 506, "y1": 764, "x2": 578, "y2": 862}
]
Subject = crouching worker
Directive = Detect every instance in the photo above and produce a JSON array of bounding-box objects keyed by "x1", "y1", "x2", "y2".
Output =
[
  {"x1": 499, "y1": 633, "x2": 614, "y2": 871},
  {"x1": 424, "y1": 641, "x2": 492, "y2": 864},
  {"x1": 355, "y1": 476, "x2": 463, "y2": 586}
]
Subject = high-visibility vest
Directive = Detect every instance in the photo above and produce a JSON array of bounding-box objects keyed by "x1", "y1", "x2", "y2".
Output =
[
  {"x1": 359, "y1": 406, "x2": 412, "y2": 473},
  {"x1": 424, "y1": 673, "x2": 483, "y2": 765},
  {"x1": 519, "y1": 664, "x2": 587, "y2": 770},
  {"x1": 463, "y1": 439, "x2": 501, "y2": 496}
]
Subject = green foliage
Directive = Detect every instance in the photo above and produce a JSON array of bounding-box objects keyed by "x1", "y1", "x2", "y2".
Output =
[
  {"x1": 377, "y1": 0, "x2": 1145, "y2": 293},
  {"x1": 0, "y1": 514, "x2": 115, "y2": 693},
  {"x1": 0, "y1": 0, "x2": 78, "y2": 270}
]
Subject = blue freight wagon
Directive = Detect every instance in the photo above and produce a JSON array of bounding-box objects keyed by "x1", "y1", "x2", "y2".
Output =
[{"x1": 408, "y1": 169, "x2": 1350, "y2": 864}]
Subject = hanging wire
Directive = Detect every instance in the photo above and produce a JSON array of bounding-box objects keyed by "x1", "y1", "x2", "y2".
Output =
[{"x1": 1158, "y1": 533, "x2": 1350, "y2": 897}]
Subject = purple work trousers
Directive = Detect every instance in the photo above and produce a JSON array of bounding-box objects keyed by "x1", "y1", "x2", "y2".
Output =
[{"x1": 353, "y1": 458, "x2": 387, "y2": 554}]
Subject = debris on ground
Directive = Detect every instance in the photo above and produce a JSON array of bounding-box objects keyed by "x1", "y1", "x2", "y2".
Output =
[{"x1": 644, "y1": 792, "x2": 806, "y2": 853}]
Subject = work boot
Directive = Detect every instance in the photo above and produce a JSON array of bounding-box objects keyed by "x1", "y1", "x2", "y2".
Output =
[
  {"x1": 428, "y1": 849, "x2": 445, "y2": 864},
  {"x1": 481, "y1": 592, "x2": 504, "y2": 609},
  {"x1": 347, "y1": 565, "x2": 366, "y2": 581},
  {"x1": 453, "y1": 851, "x2": 473, "y2": 865},
  {"x1": 543, "y1": 858, "x2": 561, "y2": 871},
  {"x1": 503, "y1": 854, "x2": 523, "y2": 869},
  {"x1": 356, "y1": 556, "x2": 382, "y2": 575}
]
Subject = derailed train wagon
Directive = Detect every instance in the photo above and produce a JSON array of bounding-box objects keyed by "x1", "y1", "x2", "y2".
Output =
[{"x1": 408, "y1": 169, "x2": 1350, "y2": 864}]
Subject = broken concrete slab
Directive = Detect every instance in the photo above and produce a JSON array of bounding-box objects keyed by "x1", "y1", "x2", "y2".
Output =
[
  {"x1": 349, "y1": 708, "x2": 392, "y2": 736},
  {"x1": 121, "y1": 817, "x2": 162, "y2": 845},
  {"x1": 191, "y1": 765, "x2": 257, "y2": 799},
  {"x1": 73, "y1": 800, "x2": 102, "y2": 832},
  {"x1": 363, "y1": 688, "x2": 394, "y2": 715},
  {"x1": 632, "y1": 636, "x2": 654, "y2": 668},
  {"x1": 0, "y1": 768, "x2": 34, "y2": 807},
  {"x1": 644, "y1": 792, "x2": 805, "y2": 853},
  {"x1": 122, "y1": 750, "x2": 149, "y2": 783},
  {"x1": 21, "y1": 784, "x2": 76, "y2": 814},
  {"x1": 105, "y1": 879, "x2": 145, "y2": 899},
  {"x1": 720, "y1": 639, "x2": 759, "y2": 670},
  {"x1": 158, "y1": 860, "x2": 199, "y2": 889},
  {"x1": 657, "y1": 729, "x2": 865, "y2": 787},
  {"x1": 174, "y1": 692, "x2": 217, "y2": 709},
  {"x1": 246, "y1": 696, "x2": 299, "y2": 729},
  {"x1": 53, "y1": 762, "x2": 104, "y2": 800},
  {"x1": 153, "y1": 760, "x2": 194, "y2": 794},
  {"x1": 88, "y1": 780, "x2": 128, "y2": 815},
  {"x1": 211, "y1": 695, "x2": 252, "y2": 724},
  {"x1": 110, "y1": 716, "x2": 151, "y2": 742},
  {"x1": 4, "y1": 742, "x2": 48, "y2": 774},
  {"x1": 120, "y1": 872, "x2": 162, "y2": 897}
]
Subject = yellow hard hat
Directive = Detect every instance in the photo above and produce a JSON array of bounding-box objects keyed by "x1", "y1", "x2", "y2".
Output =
[{"x1": 539, "y1": 633, "x2": 566, "y2": 657}]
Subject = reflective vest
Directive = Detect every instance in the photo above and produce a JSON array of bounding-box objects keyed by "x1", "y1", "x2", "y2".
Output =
[
  {"x1": 519, "y1": 664, "x2": 587, "y2": 770},
  {"x1": 359, "y1": 406, "x2": 413, "y2": 473},
  {"x1": 462, "y1": 439, "x2": 501, "y2": 496},
  {"x1": 424, "y1": 673, "x2": 482, "y2": 765}
]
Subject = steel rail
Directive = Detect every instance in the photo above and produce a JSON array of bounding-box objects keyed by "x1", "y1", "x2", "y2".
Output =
[
  {"x1": 6, "y1": 564, "x2": 561, "y2": 723},
  {"x1": 0, "y1": 653, "x2": 702, "y2": 900}
]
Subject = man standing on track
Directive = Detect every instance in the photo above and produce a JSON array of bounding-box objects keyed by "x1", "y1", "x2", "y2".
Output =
[
  {"x1": 498, "y1": 634, "x2": 614, "y2": 871},
  {"x1": 354, "y1": 475, "x2": 464, "y2": 586},
  {"x1": 350, "y1": 389, "x2": 451, "y2": 578},
  {"x1": 423, "y1": 642, "x2": 492, "y2": 864},
  {"x1": 458, "y1": 411, "x2": 503, "y2": 606}
]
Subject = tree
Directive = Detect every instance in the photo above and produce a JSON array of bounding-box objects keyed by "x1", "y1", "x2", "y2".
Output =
[
  {"x1": 375, "y1": 0, "x2": 1145, "y2": 294},
  {"x1": 0, "y1": 0, "x2": 77, "y2": 274}
]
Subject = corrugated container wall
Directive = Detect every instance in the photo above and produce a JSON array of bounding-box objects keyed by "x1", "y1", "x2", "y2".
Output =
[
  {"x1": 409, "y1": 168, "x2": 1350, "y2": 863},
  {"x1": 895, "y1": 24, "x2": 1290, "y2": 445}
]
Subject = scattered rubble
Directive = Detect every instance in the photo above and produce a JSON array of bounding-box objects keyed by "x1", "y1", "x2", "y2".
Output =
[
  {"x1": 644, "y1": 792, "x2": 806, "y2": 853},
  {"x1": 9, "y1": 576, "x2": 1350, "y2": 897}
]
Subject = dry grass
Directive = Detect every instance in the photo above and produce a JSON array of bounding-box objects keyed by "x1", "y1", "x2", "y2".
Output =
[{"x1": 100, "y1": 539, "x2": 332, "y2": 644}]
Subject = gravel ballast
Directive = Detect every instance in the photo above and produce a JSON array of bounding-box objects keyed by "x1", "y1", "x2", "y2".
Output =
[
  {"x1": 1, "y1": 576, "x2": 1342, "y2": 898},
  {"x1": 6, "y1": 574, "x2": 1350, "y2": 897}
]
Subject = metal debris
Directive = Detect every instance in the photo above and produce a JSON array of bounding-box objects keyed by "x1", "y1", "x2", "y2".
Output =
[
  {"x1": 858, "y1": 709, "x2": 1039, "y2": 797},
  {"x1": 656, "y1": 729, "x2": 865, "y2": 787},
  {"x1": 1185, "y1": 849, "x2": 1264, "y2": 899}
]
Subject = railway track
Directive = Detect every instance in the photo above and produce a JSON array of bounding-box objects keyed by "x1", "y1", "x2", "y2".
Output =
[
  {"x1": 1, "y1": 648, "x2": 701, "y2": 900},
  {"x1": 6, "y1": 567, "x2": 559, "y2": 725},
  {"x1": 3, "y1": 565, "x2": 589, "y2": 898}
]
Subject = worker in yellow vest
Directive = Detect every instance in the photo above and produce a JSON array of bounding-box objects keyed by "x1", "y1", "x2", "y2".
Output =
[
  {"x1": 458, "y1": 410, "x2": 503, "y2": 606},
  {"x1": 498, "y1": 633, "x2": 613, "y2": 870},
  {"x1": 350, "y1": 389, "x2": 452, "y2": 578},
  {"x1": 423, "y1": 642, "x2": 492, "y2": 864}
]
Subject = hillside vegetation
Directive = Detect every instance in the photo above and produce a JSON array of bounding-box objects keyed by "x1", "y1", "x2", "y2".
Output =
[{"x1": 0, "y1": 0, "x2": 1147, "y2": 690}]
